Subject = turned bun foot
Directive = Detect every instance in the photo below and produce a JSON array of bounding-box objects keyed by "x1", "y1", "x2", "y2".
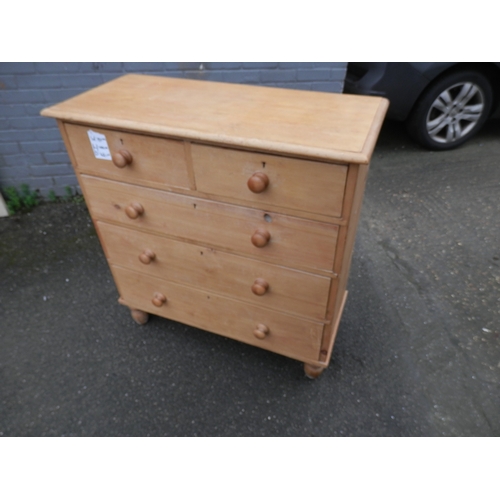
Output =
[
  {"x1": 130, "y1": 309, "x2": 149, "y2": 325},
  {"x1": 304, "y1": 363, "x2": 325, "y2": 379}
]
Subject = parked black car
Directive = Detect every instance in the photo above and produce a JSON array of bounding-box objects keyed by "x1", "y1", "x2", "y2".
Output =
[{"x1": 344, "y1": 62, "x2": 500, "y2": 150}]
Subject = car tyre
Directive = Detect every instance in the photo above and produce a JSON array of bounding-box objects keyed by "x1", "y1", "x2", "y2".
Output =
[{"x1": 406, "y1": 70, "x2": 493, "y2": 150}]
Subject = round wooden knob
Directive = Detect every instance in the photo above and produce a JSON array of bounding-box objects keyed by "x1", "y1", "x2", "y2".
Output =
[
  {"x1": 251, "y1": 228, "x2": 271, "y2": 248},
  {"x1": 152, "y1": 292, "x2": 167, "y2": 307},
  {"x1": 251, "y1": 278, "x2": 269, "y2": 296},
  {"x1": 139, "y1": 249, "x2": 156, "y2": 265},
  {"x1": 254, "y1": 323, "x2": 269, "y2": 340},
  {"x1": 125, "y1": 202, "x2": 144, "y2": 219},
  {"x1": 112, "y1": 149, "x2": 133, "y2": 168},
  {"x1": 247, "y1": 172, "x2": 269, "y2": 193}
]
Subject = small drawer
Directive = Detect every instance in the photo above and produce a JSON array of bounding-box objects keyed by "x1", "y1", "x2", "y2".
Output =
[
  {"x1": 98, "y1": 221, "x2": 331, "y2": 321},
  {"x1": 81, "y1": 175, "x2": 339, "y2": 272},
  {"x1": 111, "y1": 266, "x2": 325, "y2": 363},
  {"x1": 64, "y1": 123, "x2": 192, "y2": 190},
  {"x1": 191, "y1": 144, "x2": 348, "y2": 218}
]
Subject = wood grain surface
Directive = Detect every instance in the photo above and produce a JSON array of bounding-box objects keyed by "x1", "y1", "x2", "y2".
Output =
[
  {"x1": 80, "y1": 175, "x2": 340, "y2": 272},
  {"x1": 98, "y1": 221, "x2": 332, "y2": 321},
  {"x1": 41, "y1": 74, "x2": 389, "y2": 164}
]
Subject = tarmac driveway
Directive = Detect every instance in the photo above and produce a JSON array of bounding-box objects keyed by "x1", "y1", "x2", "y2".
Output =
[{"x1": 1, "y1": 120, "x2": 499, "y2": 436}]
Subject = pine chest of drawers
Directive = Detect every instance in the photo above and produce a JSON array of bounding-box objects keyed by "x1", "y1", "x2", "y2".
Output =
[{"x1": 41, "y1": 74, "x2": 388, "y2": 378}]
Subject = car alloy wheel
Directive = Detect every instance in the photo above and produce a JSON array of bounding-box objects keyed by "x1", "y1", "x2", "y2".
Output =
[
  {"x1": 426, "y1": 82, "x2": 485, "y2": 144},
  {"x1": 407, "y1": 70, "x2": 493, "y2": 150}
]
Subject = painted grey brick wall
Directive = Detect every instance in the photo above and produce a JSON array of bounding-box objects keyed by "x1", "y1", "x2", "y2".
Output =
[{"x1": 0, "y1": 62, "x2": 347, "y2": 198}]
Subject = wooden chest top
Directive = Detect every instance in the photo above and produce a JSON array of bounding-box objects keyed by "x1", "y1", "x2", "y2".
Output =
[{"x1": 41, "y1": 74, "x2": 388, "y2": 164}]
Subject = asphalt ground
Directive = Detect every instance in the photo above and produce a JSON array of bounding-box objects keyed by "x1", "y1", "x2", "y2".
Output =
[{"x1": 1, "y1": 119, "x2": 499, "y2": 436}]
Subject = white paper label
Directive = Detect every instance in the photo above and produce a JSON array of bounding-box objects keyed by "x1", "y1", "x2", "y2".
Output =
[{"x1": 87, "y1": 130, "x2": 111, "y2": 160}]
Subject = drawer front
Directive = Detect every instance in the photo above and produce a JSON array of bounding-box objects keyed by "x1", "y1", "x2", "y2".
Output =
[
  {"x1": 191, "y1": 144, "x2": 348, "y2": 217},
  {"x1": 82, "y1": 175, "x2": 339, "y2": 272},
  {"x1": 65, "y1": 123, "x2": 192, "y2": 190},
  {"x1": 112, "y1": 266, "x2": 324, "y2": 363},
  {"x1": 98, "y1": 221, "x2": 331, "y2": 321}
]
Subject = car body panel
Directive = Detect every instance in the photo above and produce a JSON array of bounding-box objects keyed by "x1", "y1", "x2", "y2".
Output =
[
  {"x1": 344, "y1": 62, "x2": 500, "y2": 122},
  {"x1": 344, "y1": 62, "x2": 455, "y2": 120}
]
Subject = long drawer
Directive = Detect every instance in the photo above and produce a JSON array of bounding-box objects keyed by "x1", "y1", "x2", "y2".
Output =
[
  {"x1": 191, "y1": 144, "x2": 348, "y2": 217},
  {"x1": 81, "y1": 175, "x2": 339, "y2": 272},
  {"x1": 111, "y1": 266, "x2": 325, "y2": 363},
  {"x1": 65, "y1": 123, "x2": 192, "y2": 190},
  {"x1": 97, "y1": 221, "x2": 331, "y2": 321}
]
